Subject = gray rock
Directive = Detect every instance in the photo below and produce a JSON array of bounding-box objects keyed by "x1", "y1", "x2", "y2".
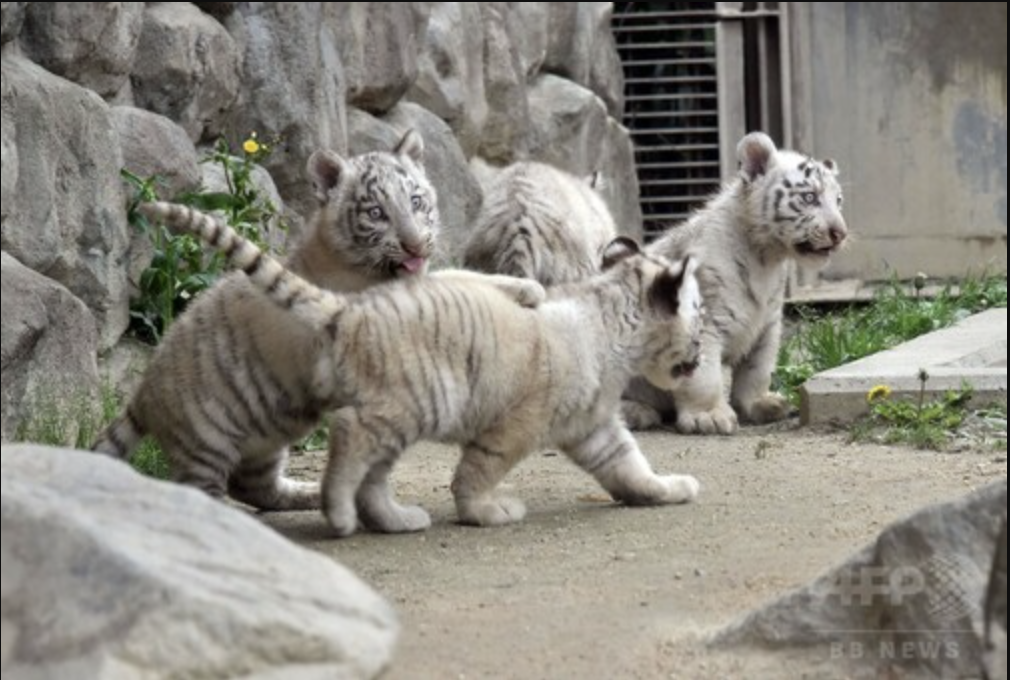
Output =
[
  {"x1": 406, "y1": 2, "x2": 488, "y2": 157},
  {"x1": 21, "y1": 2, "x2": 144, "y2": 98},
  {"x1": 716, "y1": 480, "x2": 1007, "y2": 680},
  {"x1": 527, "y1": 74, "x2": 643, "y2": 238},
  {"x1": 0, "y1": 254, "x2": 100, "y2": 443},
  {"x1": 97, "y1": 337, "x2": 152, "y2": 407},
  {"x1": 200, "y1": 154, "x2": 288, "y2": 251},
  {"x1": 223, "y1": 2, "x2": 347, "y2": 222},
  {"x1": 325, "y1": 3, "x2": 429, "y2": 115},
  {"x1": 386, "y1": 102, "x2": 483, "y2": 262},
  {"x1": 114, "y1": 101, "x2": 206, "y2": 296},
  {"x1": 0, "y1": 1, "x2": 26, "y2": 45},
  {"x1": 0, "y1": 446, "x2": 399, "y2": 679},
  {"x1": 346, "y1": 108, "x2": 402, "y2": 158},
  {"x1": 1, "y1": 56, "x2": 130, "y2": 350},
  {"x1": 478, "y1": 2, "x2": 530, "y2": 164},
  {"x1": 131, "y1": 2, "x2": 241, "y2": 142},
  {"x1": 510, "y1": 3, "x2": 549, "y2": 78},
  {"x1": 543, "y1": 3, "x2": 624, "y2": 117},
  {"x1": 112, "y1": 107, "x2": 201, "y2": 199}
]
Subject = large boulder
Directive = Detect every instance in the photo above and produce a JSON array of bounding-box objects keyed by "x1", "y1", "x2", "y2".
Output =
[
  {"x1": 0, "y1": 254, "x2": 100, "y2": 443},
  {"x1": 986, "y1": 517, "x2": 1008, "y2": 680},
  {"x1": 112, "y1": 107, "x2": 201, "y2": 200},
  {"x1": 716, "y1": 481, "x2": 1007, "y2": 680},
  {"x1": 406, "y1": 2, "x2": 488, "y2": 157},
  {"x1": 20, "y1": 2, "x2": 144, "y2": 99},
  {"x1": 385, "y1": 102, "x2": 483, "y2": 260},
  {"x1": 527, "y1": 74, "x2": 643, "y2": 238},
  {"x1": 543, "y1": 2, "x2": 624, "y2": 117},
  {"x1": 0, "y1": 446, "x2": 399, "y2": 679},
  {"x1": 1, "y1": 56, "x2": 130, "y2": 350},
  {"x1": 130, "y1": 2, "x2": 241, "y2": 143},
  {"x1": 325, "y1": 3, "x2": 430, "y2": 115},
  {"x1": 477, "y1": 2, "x2": 530, "y2": 164},
  {"x1": 222, "y1": 2, "x2": 347, "y2": 223},
  {"x1": 0, "y1": 1, "x2": 26, "y2": 46}
]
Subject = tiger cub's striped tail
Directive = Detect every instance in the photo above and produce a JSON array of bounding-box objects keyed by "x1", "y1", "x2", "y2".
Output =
[{"x1": 138, "y1": 201, "x2": 346, "y2": 334}]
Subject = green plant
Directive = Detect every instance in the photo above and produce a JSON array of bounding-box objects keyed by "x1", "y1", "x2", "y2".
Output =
[
  {"x1": 124, "y1": 134, "x2": 283, "y2": 344},
  {"x1": 14, "y1": 384, "x2": 172, "y2": 479},
  {"x1": 851, "y1": 373, "x2": 974, "y2": 451},
  {"x1": 778, "y1": 272, "x2": 1008, "y2": 405}
]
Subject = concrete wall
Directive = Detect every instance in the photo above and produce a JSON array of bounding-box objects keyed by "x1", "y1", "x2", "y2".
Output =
[{"x1": 789, "y1": 2, "x2": 1007, "y2": 281}]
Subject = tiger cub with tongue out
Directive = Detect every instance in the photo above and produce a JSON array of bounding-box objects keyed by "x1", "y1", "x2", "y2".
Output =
[{"x1": 93, "y1": 130, "x2": 442, "y2": 510}]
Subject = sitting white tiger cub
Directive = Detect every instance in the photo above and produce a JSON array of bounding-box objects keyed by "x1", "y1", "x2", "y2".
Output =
[
  {"x1": 142, "y1": 201, "x2": 703, "y2": 537},
  {"x1": 463, "y1": 161, "x2": 617, "y2": 285},
  {"x1": 623, "y1": 131, "x2": 848, "y2": 434}
]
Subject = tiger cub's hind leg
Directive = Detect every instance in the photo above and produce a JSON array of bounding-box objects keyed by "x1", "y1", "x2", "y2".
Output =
[
  {"x1": 451, "y1": 443, "x2": 528, "y2": 527},
  {"x1": 566, "y1": 420, "x2": 701, "y2": 506},
  {"x1": 229, "y1": 448, "x2": 320, "y2": 512},
  {"x1": 163, "y1": 433, "x2": 241, "y2": 501}
]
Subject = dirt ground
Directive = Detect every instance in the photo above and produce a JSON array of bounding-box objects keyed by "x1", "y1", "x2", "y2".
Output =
[{"x1": 266, "y1": 423, "x2": 1007, "y2": 680}]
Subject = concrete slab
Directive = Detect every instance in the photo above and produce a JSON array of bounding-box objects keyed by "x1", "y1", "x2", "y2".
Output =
[{"x1": 801, "y1": 308, "x2": 1008, "y2": 425}]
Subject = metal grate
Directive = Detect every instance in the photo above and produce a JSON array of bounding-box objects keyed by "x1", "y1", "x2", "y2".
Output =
[{"x1": 613, "y1": 2, "x2": 723, "y2": 239}]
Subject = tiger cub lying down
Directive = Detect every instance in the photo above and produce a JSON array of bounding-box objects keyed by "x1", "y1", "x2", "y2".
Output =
[{"x1": 141, "y1": 202, "x2": 703, "y2": 537}]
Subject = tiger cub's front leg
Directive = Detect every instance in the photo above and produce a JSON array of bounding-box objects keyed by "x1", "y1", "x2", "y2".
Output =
[
  {"x1": 566, "y1": 419, "x2": 700, "y2": 505},
  {"x1": 731, "y1": 318, "x2": 791, "y2": 425}
]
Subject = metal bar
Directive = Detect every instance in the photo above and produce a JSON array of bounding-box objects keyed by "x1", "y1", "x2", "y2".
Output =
[
  {"x1": 625, "y1": 110, "x2": 719, "y2": 120},
  {"x1": 635, "y1": 161, "x2": 722, "y2": 170},
  {"x1": 612, "y1": 11, "x2": 718, "y2": 21},
  {"x1": 625, "y1": 93, "x2": 719, "y2": 103},
  {"x1": 624, "y1": 76, "x2": 717, "y2": 85},
  {"x1": 612, "y1": 23, "x2": 716, "y2": 35},
  {"x1": 633, "y1": 144, "x2": 720, "y2": 153},
  {"x1": 619, "y1": 58, "x2": 717, "y2": 67},
  {"x1": 639, "y1": 178, "x2": 720, "y2": 187},
  {"x1": 628, "y1": 127, "x2": 720, "y2": 136},
  {"x1": 616, "y1": 41, "x2": 715, "y2": 50}
]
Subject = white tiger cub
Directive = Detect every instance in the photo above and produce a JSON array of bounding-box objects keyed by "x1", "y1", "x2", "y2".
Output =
[
  {"x1": 623, "y1": 132, "x2": 848, "y2": 434},
  {"x1": 93, "y1": 130, "x2": 444, "y2": 509},
  {"x1": 463, "y1": 161, "x2": 617, "y2": 285},
  {"x1": 143, "y1": 201, "x2": 703, "y2": 537}
]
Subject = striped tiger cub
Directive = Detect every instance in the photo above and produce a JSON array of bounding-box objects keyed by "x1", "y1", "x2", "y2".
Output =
[
  {"x1": 144, "y1": 201, "x2": 703, "y2": 537},
  {"x1": 462, "y1": 161, "x2": 618, "y2": 286},
  {"x1": 624, "y1": 132, "x2": 848, "y2": 433},
  {"x1": 93, "y1": 130, "x2": 444, "y2": 510}
]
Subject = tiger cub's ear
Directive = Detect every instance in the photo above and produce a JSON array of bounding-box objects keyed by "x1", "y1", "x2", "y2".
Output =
[
  {"x1": 648, "y1": 257, "x2": 700, "y2": 319},
  {"x1": 307, "y1": 149, "x2": 352, "y2": 203},
  {"x1": 601, "y1": 236, "x2": 641, "y2": 270},
  {"x1": 737, "y1": 131, "x2": 777, "y2": 182},
  {"x1": 394, "y1": 129, "x2": 425, "y2": 164}
]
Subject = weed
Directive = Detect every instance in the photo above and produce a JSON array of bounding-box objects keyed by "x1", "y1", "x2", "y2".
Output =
[
  {"x1": 851, "y1": 372, "x2": 975, "y2": 451},
  {"x1": 123, "y1": 134, "x2": 282, "y2": 344},
  {"x1": 778, "y1": 272, "x2": 1008, "y2": 406}
]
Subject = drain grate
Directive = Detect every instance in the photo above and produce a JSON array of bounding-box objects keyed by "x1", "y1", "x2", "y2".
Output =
[{"x1": 613, "y1": 2, "x2": 723, "y2": 239}]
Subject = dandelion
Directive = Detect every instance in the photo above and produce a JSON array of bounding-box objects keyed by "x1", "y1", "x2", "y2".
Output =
[
  {"x1": 243, "y1": 135, "x2": 260, "y2": 155},
  {"x1": 867, "y1": 385, "x2": 893, "y2": 403}
]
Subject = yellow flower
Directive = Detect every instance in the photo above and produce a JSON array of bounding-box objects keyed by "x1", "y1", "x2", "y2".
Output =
[
  {"x1": 867, "y1": 385, "x2": 893, "y2": 403},
  {"x1": 243, "y1": 137, "x2": 261, "y2": 155}
]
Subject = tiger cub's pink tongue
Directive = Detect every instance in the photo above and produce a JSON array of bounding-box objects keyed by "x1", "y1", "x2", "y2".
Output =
[{"x1": 401, "y1": 257, "x2": 426, "y2": 274}]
